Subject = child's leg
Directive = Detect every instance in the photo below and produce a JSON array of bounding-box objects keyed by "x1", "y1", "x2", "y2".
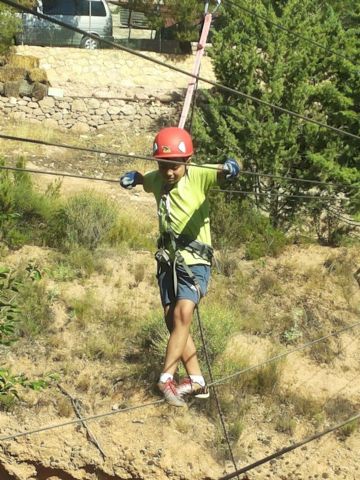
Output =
[
  {"x1": 164, "y1": 304, "x2": 202, "y2": 375},
  {"x1": 162, "y1": 299, "x2": 198, "y2": 376}
]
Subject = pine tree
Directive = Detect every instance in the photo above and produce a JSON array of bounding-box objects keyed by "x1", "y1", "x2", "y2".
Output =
[
  {"x1": 193, "y1": 0, "x2": 360, "y2": 228},
  {"x1": 131, "y1": 0, "x2": 205, "y2": 41}
]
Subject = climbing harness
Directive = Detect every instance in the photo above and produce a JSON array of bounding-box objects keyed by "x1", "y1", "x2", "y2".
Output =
[{"x1": 155, "y1": 226, "x2": 214, "y2": 299}]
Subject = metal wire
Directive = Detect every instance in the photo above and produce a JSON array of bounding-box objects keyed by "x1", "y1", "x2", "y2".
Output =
[
  {"x1": 0, "y1": 133, "x2": 357, "y2": 190},
  {"x1": 0, "y1": 399, "x2": 164, "y2": 442},
  {"x1": 208, "y1": 320, "x2": 360, "y2": 388},
  {"x1": 218, "y1": 412, "x2": 360, "y2": 479},
  {"x1": 1, "y1": 321, "x2": 359, "y2": 443},
  {"x1": 0, "y1": 164, "x2": 350, "y2": 207},
  {"x1": 195, "y1": 306, "x2": 239, "y2": 477},
  {"x1": 2, "y1": 0, "x2": 360, "y2": 142}
]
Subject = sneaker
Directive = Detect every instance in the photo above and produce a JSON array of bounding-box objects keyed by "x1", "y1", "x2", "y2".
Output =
[
  {"x1": 157, "y1": 379, "x2": 187, "y2": 407},
  {"x1": 177, "y1": 377, "x2": 210, "y2": 399}
]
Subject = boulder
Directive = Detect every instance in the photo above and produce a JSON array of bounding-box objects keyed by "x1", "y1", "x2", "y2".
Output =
[
  {"x1": 32, "y1": 82, "x2": 47, "y2": 100},
  {"x1": 8, "y1": 54, "x2": 39, "y2": 69},
  {"x1": 19, "y1": 80, "x2": 34, "y2": 97},
  {"x1": 28, "y1": 68, "x2": 48, "y2": 84},
  {"x1": 0, "y1": 67, "x2": 27, "y2": 82},
  {"x1": 4, "y1": 80, "x2": 23, "y2": 97}
]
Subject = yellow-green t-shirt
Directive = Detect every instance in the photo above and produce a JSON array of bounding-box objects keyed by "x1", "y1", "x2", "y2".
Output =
[{"x1": 143, "y1": 165, "x2": 218, "y2": 265}]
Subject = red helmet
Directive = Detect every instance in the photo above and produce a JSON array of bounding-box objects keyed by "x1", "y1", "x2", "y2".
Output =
[{"x1": 153, "y1": 127, "x2": 194, "y2": 159}]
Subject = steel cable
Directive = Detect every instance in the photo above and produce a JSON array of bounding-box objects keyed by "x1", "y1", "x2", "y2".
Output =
[
  {"x1": 0, "y1": 164, "x2": 350, "y2": 206},
  {"x1": 2, "y1": 0, "x2": 360, "y2": 143},
  {"x1": 217, "y1": 412, "x2": 360, "y2": 479},
  {"x1": 1, "y1": 321, "x2": 359, "y2": 443},
  {"x1": 0, "y1": 132, "x2": 355, "y2": 191}
]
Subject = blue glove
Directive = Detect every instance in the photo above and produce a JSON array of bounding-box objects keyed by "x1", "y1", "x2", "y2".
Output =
[
  {"x1": 120, "y1": 171, "x2": 138, "y2": 189},
  {"x1": 223, "y1": 158, "x2": 240, "y2": 180}
]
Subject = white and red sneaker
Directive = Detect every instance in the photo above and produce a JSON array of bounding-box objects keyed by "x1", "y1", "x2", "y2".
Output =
[
  {"x1": 177, "y1": 377, "x2": 210, "y2": 399},
  {"x1": 157, "y1": 378, "x2": 187, "y2": 407}
]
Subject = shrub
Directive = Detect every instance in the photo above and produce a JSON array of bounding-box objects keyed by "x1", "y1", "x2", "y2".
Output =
[
  {"x1": 0, "y1": 368, "x2": 56, "y2": 411},
  {"x1": 0, "y1": 159, "x2": 60, "y2": 248},
  {"x1": 210, "y1": 194, "x2": 287, "y2": 259},
  {"x1": 15, "y1": 270, "x2": 53, "y2": 338},
  {"x1": 48, "y1": 190, "x2": 119, "y2": 250}
]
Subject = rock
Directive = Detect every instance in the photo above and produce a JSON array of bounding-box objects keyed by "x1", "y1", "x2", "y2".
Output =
[
  {"x1": 32, "y1": 82, "x2": 47, "y2": 100},
  {"x1": 119, "y1": 104, "x2": 136, "y2": 116},
  {"x1": 88, "y1": 98, "x2": 100, "y2": 109},
  {"x1": 8, "y1": 54, "x2": 39, "y2": 69},
  {"x1": 0, "y1": 66, "x2": 27, "y2": 82},
  {"x1": 4, "y1": 80, "x2": 23, "y2": 97},
  {"x1": 28, "y1": 67, "x2": 48, "y2": 83},
  {"x1": 71, "y1": 122, "x2": 90, "y2": 133},
  {"x1": 107, "y1": 106, "x2": 121, "y2": 115},
  {"x1": 71, "y1": 98, "x2": 87, "y2": 112},
  {"x1": 39, "y1": 96, "x2": 55, "y2": 109}
]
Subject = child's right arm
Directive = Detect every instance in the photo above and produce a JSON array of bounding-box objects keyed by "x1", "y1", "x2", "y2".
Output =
[{"x1": 119, "y1": 171, "x2": 144, "y2": 189}]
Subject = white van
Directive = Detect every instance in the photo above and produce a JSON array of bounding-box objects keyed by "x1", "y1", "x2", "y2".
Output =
[{"x1": 16, "y1": 0, "x2": 113, "y2": 49}]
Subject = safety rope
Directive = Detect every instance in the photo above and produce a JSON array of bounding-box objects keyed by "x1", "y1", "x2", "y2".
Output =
[
  {"x1": 208, "y1": 320, "x2": 360, "y2": 388},
  {"x1": 195, "y1": 306, "x2": 239, "y2": 478},
  {"x1": 2, "y1": 0, "x2": 360, "y2": 142}
]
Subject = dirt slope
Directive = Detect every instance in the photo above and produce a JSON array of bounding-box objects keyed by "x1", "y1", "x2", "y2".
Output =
[{"x1": 0, "y1": 143, "x2": 359, "y2": 480}]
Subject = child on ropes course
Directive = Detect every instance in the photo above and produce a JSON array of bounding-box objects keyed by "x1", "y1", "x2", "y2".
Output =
[{"x1": 120, "y1": 127, "x2": 240, "y2": 407}]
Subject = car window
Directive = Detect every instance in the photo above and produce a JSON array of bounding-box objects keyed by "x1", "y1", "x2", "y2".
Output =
[
  {"x1": 42, "y1": 0, "x2": 106, "y2": 16},
  {"x1": 43, "y1": 0, "x2": 77, "y2": 15},
  {"x1": 89, "y1": 1, "x2": 106, "y2": 16}
]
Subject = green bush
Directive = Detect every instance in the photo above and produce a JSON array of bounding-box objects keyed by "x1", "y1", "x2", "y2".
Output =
[
  {"x1": 0, "y1": 159, "x2": 60, "y2": 248},
  {"x1": 0, "y1": 5, "x2": 21, "y2": 55},
  {"x1": 48, "y1": 190, "x2": 119, "y2": 251},
  {"x1": 209, "y1": 194, "x2": 287, "y2": 259}
]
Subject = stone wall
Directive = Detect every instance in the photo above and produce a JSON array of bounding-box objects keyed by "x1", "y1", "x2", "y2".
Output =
[
  {"x1": 0, "y1": 92, "x2": 181, "y2": 133},
  {"x1": 14, "y1": 46, "x2": 215, "y2": 97},
  {"x1": 0, "y1": 46, "x2": 215, "y2": 131}
]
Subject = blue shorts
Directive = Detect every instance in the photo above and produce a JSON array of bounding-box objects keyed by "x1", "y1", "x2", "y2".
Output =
[{"x1": 157, "y1": 263, "x2": 211, "y2": 307}]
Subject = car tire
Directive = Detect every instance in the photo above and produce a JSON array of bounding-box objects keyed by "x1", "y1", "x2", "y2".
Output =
[{"x1": 80, "y1": 35, "x2": 100, "y2": 49}]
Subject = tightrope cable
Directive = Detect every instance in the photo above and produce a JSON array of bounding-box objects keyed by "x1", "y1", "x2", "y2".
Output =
[
  {"x1": 2, "y1": 0, "x2": 360, "y2": 142},
  {"x1": 0, "y1": 164, "x2": 349, "y2": 206},
  {"x1": 208, "y1": 320, "x2": 360, "y2": 388},
  {"x1": 0, "y1": 399, "x2": 164, "y2": 442},
  {"x1": 1, "y1": 321, "x2": 359, "y2": 443},
  {"x1": 218, "y1": 412, "x2": 360, "y2": 479},
  {"x1": 195, "y1": 306, "x2": 239, "y2": 477},
  {"x1": 0, "y1": 133, "x2": 355, "y2": 191}
]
